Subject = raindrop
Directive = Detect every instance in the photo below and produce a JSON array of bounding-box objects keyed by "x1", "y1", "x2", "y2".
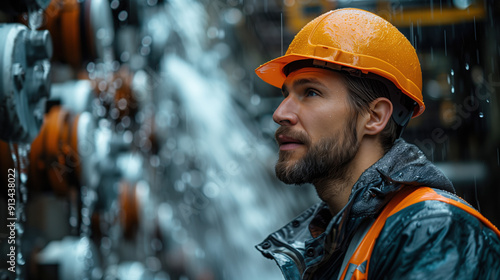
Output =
[
  {"x1": 479, "y1": 112, "x2": 484, "y2": 118},
  {"x1": 218, "y1": 29, "x2": 225, "y2": 39},
  {"x1": 111, "y1": 60, "x2": 121, "y2": 72},
  {"x1": 224, "y1": 8, "x2": 242, "y2": 25},
  {"x1": 121, "y1": 116, "x2": 131, "y2": 128},
  {"x1": 444, "y1": 30, "x2": 447, "y2": 56},
  {"x1": 203, "y1": 182, "x2": 220, "y2": 198},
  {"x1": 16, "y1": 222, "x2": 24, "y2": 235},
  {"x1": 96, "y1": 105, "x2": 106, "y2": 117},
  {"x1": 410, "y1": 22, "x2": 414, "y2": 47},
  {"x1": 120, "y1": 51, "x2": 130, "y2": 62},
  {"x1": 82, "y1": 216, "x2": 91, "y2": 226},
  {"x1": 473, "y1": 16, "x2": 477, "y2": 41},
  {"x1": 82, "y1": 207, "x2": 90, "y2": 217},
  {"x1": 281, "y1": 12, "x2": 284, "y2": 56},
  {"x1": 117, "y1": 98, "x2": 127, "y2": 110},
  {"x1": 450, "y1": 69, "x2": 454, "y2": 76},
  {"x1": 214, "y1": 42, "x2": 230, "y2": 58},
  {"x1": 118, "y1": 11, "x2": 128, "y2": 23},
  {"x1": 140, "y1": 46, "x2": 151, "y2": 56},
  {"x1": 172, "y1": 151, "x2": 185, "y2": 165},
  {"x1": 87, "y1": 62, "x2": 96, "y2": 73},
  {"x1": 70, "y1": 216, "x2": 78, "y2": 227},
  {"x1": 20, "y1": 172, "x2": 27, "y2": 184},
  {"x1": 174, "y1": 180, "x2": 186, "y2": 192},
  {"x1": 110, "y1": 108, "x2": 120, "y2": 119},
  {"x1": 142, "y1": 36, "x2": 152, "y2": 46},
  {"x1": 474, "y1": 175, "x2": 480, "y2": 212},
  {"x1": 453, "y1": 0, "x2": 472, "y2": 9},
  {"x1": 465, "y1": 63, "x2": 469, "y2": 70},
  {"x1": 146, "y1": 256, "x2": 162, "y2": 271},
  {"x1": 207, "y1": 27, "x2": 218, "y2": 39},
  {"x1": 123, "y1": 130, "x2": 133, "y2": 143},
  {"x1": 113, "y1": 77, "x2": 123, "y2": 89},
  {"x1": 17, "y1": 253, "x2": 25, "y2": 265},
  {"x1": 110, "y1": 0, "x2": 119, "y2": 9},
  {"x1": 430, "y1": 0, "x2": 434, "y2": 18},
  {"x1": 243, "y1": 4, "x2": 254, "y2": 15},
  {"x1": 98, "y1": 80, "x2": 107, "y2": 92},
  {"x1": 182, "y1": 172, "x2": 192, "y2": 184},
  {"x1": 96, "y1": 28, "x2": 110, "y2": 43},
  {"x1": 150, "y1": 155, "x2": 160, "y2": 167},
  {"x1": 451, "y1": 86, "x2": 455, "y2": 94},
  {"x1": 251, "y1": 94, "x2": 261, "y2": 105}
]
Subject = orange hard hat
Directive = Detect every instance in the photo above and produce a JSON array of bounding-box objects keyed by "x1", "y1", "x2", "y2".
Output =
[{"x1": 256, "y1": 8, "x2": 424, "y2": 117}]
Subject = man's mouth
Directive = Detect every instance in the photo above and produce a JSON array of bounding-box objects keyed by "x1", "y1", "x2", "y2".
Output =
[{"x1": 277, "y1": 134, "x2": 304, "y2": 151}]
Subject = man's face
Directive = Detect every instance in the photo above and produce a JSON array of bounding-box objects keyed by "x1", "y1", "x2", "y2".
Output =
[{"x1": 273, "y1": 67, "x2": 360, "y2": 185}]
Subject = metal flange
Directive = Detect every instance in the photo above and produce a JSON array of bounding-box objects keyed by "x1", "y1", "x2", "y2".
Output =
[{"x1": 0, "y1": 24, "x2": 52, "y2": 143}]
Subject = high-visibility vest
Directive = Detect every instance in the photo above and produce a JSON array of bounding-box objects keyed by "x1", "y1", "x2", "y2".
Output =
[{"x1": 339, "y1": 187, "x2": 500, "y2": 280}]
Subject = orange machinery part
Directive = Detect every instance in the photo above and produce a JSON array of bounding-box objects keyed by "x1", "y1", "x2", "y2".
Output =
[
  {"x1": 43, "y1": 0, "x2": 82, "y2": 68},
  {"x1": 119, "y1": 181, "x2": 140, "y2": 240},
  {"x1": 29, "y1": 105, "x2": 82, "y2": 196}
]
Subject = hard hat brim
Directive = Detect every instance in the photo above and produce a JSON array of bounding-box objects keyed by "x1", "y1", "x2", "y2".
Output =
[{"x1": 255, "y1": 54, "x2": 425, "y2": 118}]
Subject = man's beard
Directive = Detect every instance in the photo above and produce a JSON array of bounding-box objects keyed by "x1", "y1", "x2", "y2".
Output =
[{"x1": 274, "y1": 118, "x2": 359, "y2": 185}]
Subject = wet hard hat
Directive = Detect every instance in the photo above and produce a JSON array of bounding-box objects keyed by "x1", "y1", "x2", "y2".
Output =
[{"x1": 255, "y1": 8, "x2": 424, "y2": 118}]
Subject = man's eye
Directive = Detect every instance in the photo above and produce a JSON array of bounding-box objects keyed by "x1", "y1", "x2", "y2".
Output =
[{"x1": 306, "y1": 90, "x2": 319, "y2": 97}]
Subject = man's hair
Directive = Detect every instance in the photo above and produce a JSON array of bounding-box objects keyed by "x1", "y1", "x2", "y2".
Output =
[{"x1": 339, "y1": 73, "x2": 399, "y2": 153}]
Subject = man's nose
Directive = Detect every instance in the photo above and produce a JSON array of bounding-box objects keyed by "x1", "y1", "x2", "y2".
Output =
[{"x1": 273, "y1": 96, "x2": 299, "y2": 126}]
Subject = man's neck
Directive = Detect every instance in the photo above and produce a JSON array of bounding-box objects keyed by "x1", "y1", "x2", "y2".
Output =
[
  {"x1": 314, "y1": 175, "x2": 354, "y2": 216},
  {"x1": 314, "y1": 139, "x2": 385, "y2": 216}
]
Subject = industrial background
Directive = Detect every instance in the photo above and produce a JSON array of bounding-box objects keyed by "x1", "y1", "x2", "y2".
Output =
[{"x1": 0, "y1": 0, "x2": 498, "y2": 279}]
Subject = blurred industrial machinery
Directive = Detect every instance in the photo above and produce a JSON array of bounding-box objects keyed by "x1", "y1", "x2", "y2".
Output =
[
  {"x1": 0, "y1": 0, "x2": 304, "y2": 279},
  {"x1": 0, "y1": 24, "x2": 52, "y2": 143},
  {"x1": 0, "y1": 0, "x2": 499, "y2": 280}
]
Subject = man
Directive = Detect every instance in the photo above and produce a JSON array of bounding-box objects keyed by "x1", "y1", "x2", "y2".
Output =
[{"x1": 255, "y1": 8, "x2": 500, "y2": 280}]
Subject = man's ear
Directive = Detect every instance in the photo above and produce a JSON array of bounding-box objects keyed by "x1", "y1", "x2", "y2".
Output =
[{"x1": 363, "y1": 97, "x2": 393, "y2": 135}]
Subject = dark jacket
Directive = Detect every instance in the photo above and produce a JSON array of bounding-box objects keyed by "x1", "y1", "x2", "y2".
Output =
[{"x1": 256, "y1": 139, "x2": 500, "y2": 279}]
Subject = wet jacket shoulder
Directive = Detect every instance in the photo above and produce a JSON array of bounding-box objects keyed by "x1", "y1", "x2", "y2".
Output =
[
  {"x1": 256, "y1": 139, "x2": 500, "y2": 280},
  {"x1": 369, "y1": 192, "x2": 500, "y2": 280}
]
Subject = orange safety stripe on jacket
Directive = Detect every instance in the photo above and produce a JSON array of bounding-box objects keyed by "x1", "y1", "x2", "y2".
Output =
[{"x1": 339, "y1": 187, "x2": 500, "y2": 280}]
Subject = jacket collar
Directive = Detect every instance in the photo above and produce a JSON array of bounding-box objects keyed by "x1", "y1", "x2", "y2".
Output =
[
  {"x1": 347, "y1": 138, "x2": 455, "y2": 219},
  {"x1": 352, "y1": 138, "x2": 454, "y2": 195}
]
